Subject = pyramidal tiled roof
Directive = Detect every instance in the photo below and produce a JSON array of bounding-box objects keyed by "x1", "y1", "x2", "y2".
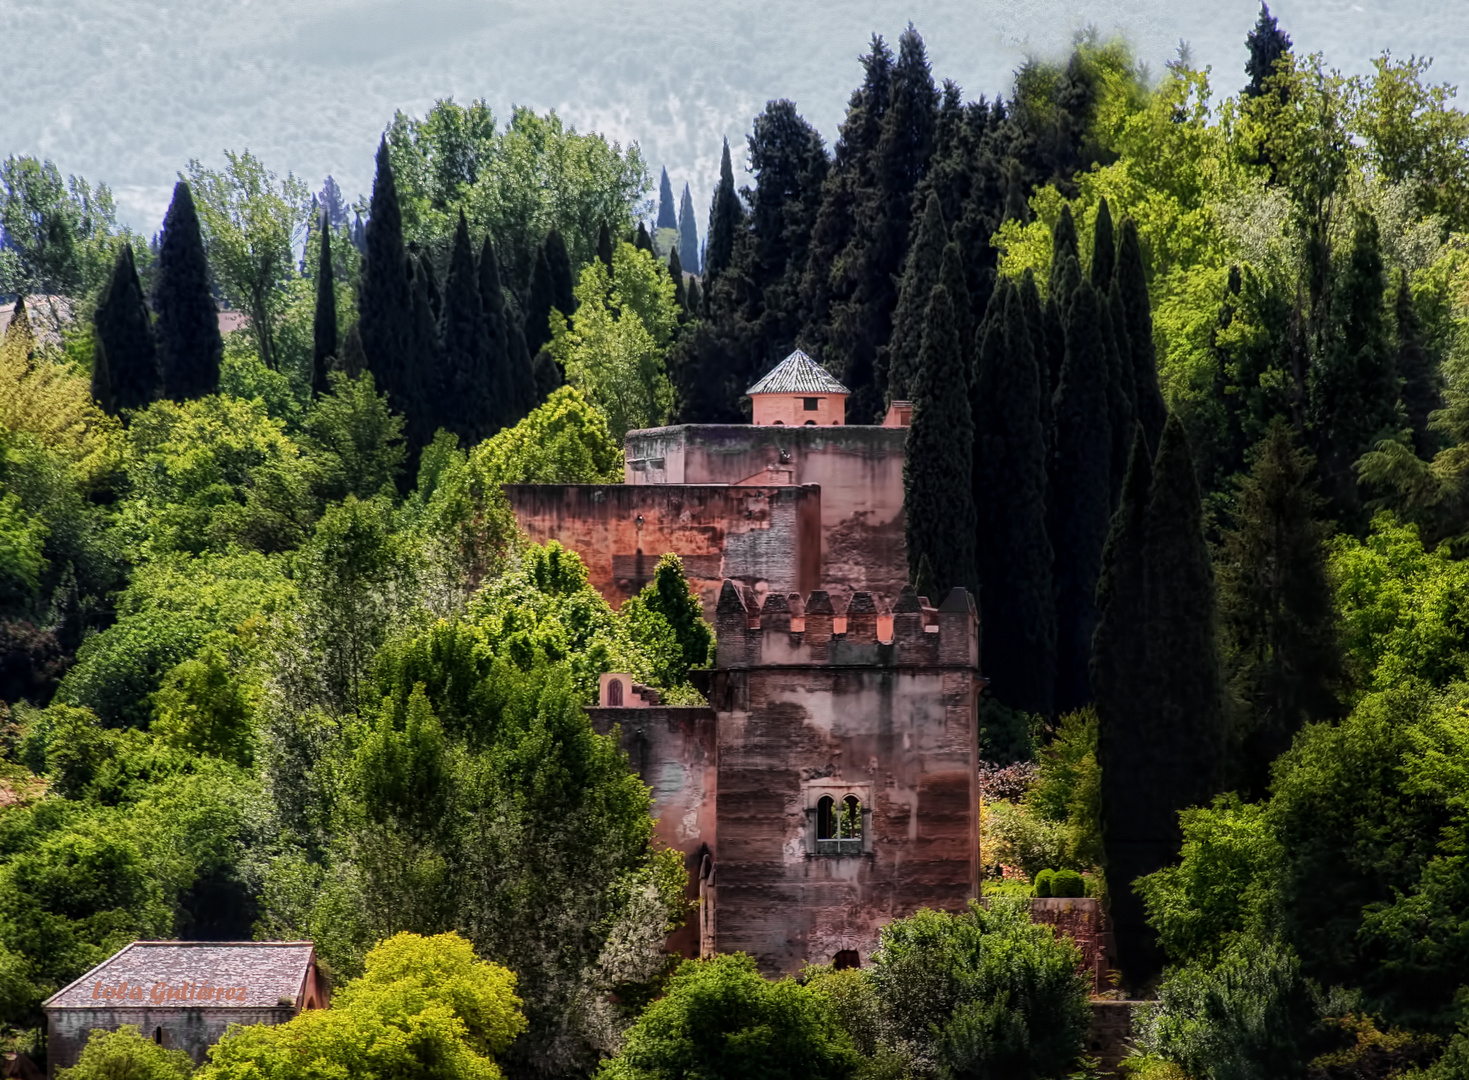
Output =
[{"x1": 746, "y1": 349, "x2": 850, "y2": 396}]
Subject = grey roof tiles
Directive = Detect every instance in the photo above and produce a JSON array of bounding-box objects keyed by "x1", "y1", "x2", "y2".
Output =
[
  {"x1": 746, "y1": 349, "x2": 850, "y2": 396},
  {"x1": 45, "y1": 942, "x2": 315, "y2": 1010}
]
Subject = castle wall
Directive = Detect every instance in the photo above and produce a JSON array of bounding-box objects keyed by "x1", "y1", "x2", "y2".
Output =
[
  {"x1": 624, "y1": 426, "x2": 909, "y2": 604},
  {"x1": 504, "y1": 484, "x2": 820, "y2": 613}
]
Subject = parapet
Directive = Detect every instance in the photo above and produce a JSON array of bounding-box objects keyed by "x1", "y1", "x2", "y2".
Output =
[{"x1": 714, "y1": 580, "x2": 979, "y2": 671}]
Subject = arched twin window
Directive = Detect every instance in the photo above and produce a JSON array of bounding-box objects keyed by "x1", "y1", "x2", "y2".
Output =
[{"x1": 816, "y1": 794, "x2": 863, "y2": 854}]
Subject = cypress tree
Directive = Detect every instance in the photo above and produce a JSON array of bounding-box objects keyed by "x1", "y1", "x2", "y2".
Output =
[
  {"x1": 312, "y1": 211, "x2": 337, "y2": 397},
  {"x1": 686, "y1": 276, "x2": 703, "y2": 317},
  {"x1": 1308, "y1": 212, "x2": 1400, "y2": 518},
  {"x1": 441, "y1": 211, "x2": 493, "y2": 445},
  {"x1": 1042, "y1": 294, "x2": 1066, "y2": 399},
  {"x1": 1101, "y1": 277, "x2": 1136, "y2": 509},
  {"x1": 597, "y1": 223, "x2": 614, "y2": 273},
  {"x1": 657, "y1": 167, "x2": 677, "y2": 230},
  {"x1": 500, "y1": 285, "x2": 540, "y2": 419},
  {"x1": 1244, "y1": 3, "x2": 1293, "y2": 98},
  {"x1": 92, "y1": 243, "x2": 159, "y2": 414},
  {"x1": 153, "y1": 181, "x2": 221, "y2": 401},
  {"x1": 938, "y1": 241, "x2": 972, "y2": 370},
  {"x1": 884, "y1": 191, "x2": 948, "y2": 403},
  {"x1": 1020, "y1": 270, "x2": 1053, "y2": 450},
  {"x1": 340, "y1": 322, "x2": 367, "y2": 378},
  {"x1": 1118, "y1": 220, "x2": 1167, "y2": 453},
  {"x1": 1091, "y1": 431, "x2": 1154, "y2": 986},
  {"x1": 533, "y1": 349, "x2": 563, "y2": 400},
  {"x1": 477, "y1": 235, "x2": 517, "y2": 429},
  {"x1": 419, "y1": 252, "x2": 442, "y2": 323},
  {"x1": 678, "y1": 182, "x2": 701, "y2": 275},
  {"x1": 705, "y1": 139, "x2": 743, "y2": 283},
  {"x1": 1051, "y1": 204, "x2": 1081, "y2": 315},
  {"x1": 408, "y1": 255, "x2": 444, "y2": 444},
  {"x1": 1218, "y1": 419, "x2": 1341, "y2": 797},
  {"x1": 359, "y1": 140, "x2": 422, "y2": 434},
  {"x1": 1050, "y1": 253, "x2": 1083, "y2": 330},
  {"x1": 1395, "y1": 269, "x2": 1440, "y2": 458},
  {"x1": 525, "y1": 244, "x2": 556, "y2": 357},
  {"x1": 545, "y1": 229, "x2": 576, "y2": 317},
  {"x1": 905, "y1": 284, "x2": 976, "y2": 596},
  {"x1": 1090, "y1": 197, "x2": 1116, "y2": 292},
  {"x1": 635, "y1": 222, "x2": 655, "y2": 255},
  {"x1": 974, "y1": 282, "x2": 1055, "y2": 715},
  {"x1": 668, "y1": 247, "x2": 687, "y2": 316},
  {"x1": 1050, "y1": 280, "x2": 1113, "y2": 715}
]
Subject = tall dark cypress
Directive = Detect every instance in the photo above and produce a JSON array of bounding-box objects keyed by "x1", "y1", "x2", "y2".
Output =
[
  {"x1": 1118, "y1": 220, "x2": 1167, "y2": 453},
  {"x1": 153, "y1": 182, "x2": 221, "y2": 401},
  {"x1": 634, "y1": 222, "x2": 655, "y2": 255},
  {"x1": 937, "y1": 241, "x2": 972, "y2": 370},
  {"x1": 1020, "y1": 270, "x2": 1053, "y2": 450},
  {"x1": 1091, "y1": 431, "x2": 1154, "y2": 985},
  {"x1": 92, "y1": 243, "x2": 160, "y2": 415},
  {"x1": 678, "y1": 183, "x2": 701, "y2": 275},
  {"x1": 312, "y1": 211, "x2": 337, "y2": 397},
  {"x1": 1090, "y1": 197, "x2": 1116, "y2": 292},
  {"x1": 1218, "y1": 418, "x2": 1341, "y2": 798},
  {"x1": 477, "y1": 235, "x2": 517, "y2": 428},
  {"x1": 440, "y1": 212, "x2": 493, "y2": 445},
  {"x1": 657, "y1": 167, "x2": 678, "y2": 230},
  {"x1": 974, "y1": 283, "x2": 1055, "y2": 715},
  {"x1": 668, "y1": 247, "x2": 687, "y2": 316},
  {"x1": 1101, "y1": 277, "x2": 1135, "y2": 509},
  {"x1": 525, "y1": 245, "x2": 556, "y2": 357},
  {"x1": 597, "y1": 223, "x2": 614, "y2": 273},
  {"x1": 1244, "y1": 3, "x2": 1293, "y2": 97},
  {"x1": 884, "y1": 191, "x2": 947, "y2": 403},
  {"x1": 686, "y1": 276, "x2": 703, "y2": 317},
  {"x1": 408, "y1": 255, "x2": 444, "y2": 443},
  {"x1": 705, "y1": 139, "x2": 743, "y2": 283},
  {"x1": 1050, "y1": 279, "x2": 1112, "y2": 715},
  {"x1": 1050, "y1": 204, "x2": 1081, "y2": 316},
  {"x1": 905, "y1": 284, "x2": 976, "y2": 596},
  {"x1": 419, "y1": 252, "x2": 442, "y2": 323},
  {"x1": 1395, "y1": 269, "x2": 1440, "y2": 458},
  {"x1": 359, "y1": 139, "x2": 422, "y2": 434}
]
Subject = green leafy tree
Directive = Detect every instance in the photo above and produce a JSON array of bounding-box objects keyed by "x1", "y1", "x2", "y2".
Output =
[
  {"x1": 548, "y1": 243, "x2": 677, "y2": 440},
  {"x1": 184, "y1": 152, "x2": 311, "y2": 372},
  {"x1": 199, "y1": 932, "x2": 524, "y2": 1080},
  {"x1": 618, "y1": 554, "x2": 714, "y2": 686},
  {"x1": 597, "y1": 954, "x2": 858, "y2": 1080},
  {"x1": 868, "y1": 900, "x2": 1091, "y2": 1079},
  {"x1": 904, "y1": 283, "x2": 975, "y2": 598},
  {"x1": 0, "y1": 155, "x2": 131, "y2": 297},
  {"x1": 153, "y1": 183, "x2": 222, "y2": 402},
  {"x1": 58, "y1": 1024, "x2": 196, "y2": 1080},
  {"x1": 467, "y1": 386, "x2": 622, "y2": 485}
]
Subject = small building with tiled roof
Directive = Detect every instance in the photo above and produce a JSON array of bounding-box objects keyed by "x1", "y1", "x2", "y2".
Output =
[
  {"x1": 43, "y1": 941, "x2": 328, "y2": 1075},
  {"x1": 746, "y1": 349, "x2": 849, "y2": 426}
]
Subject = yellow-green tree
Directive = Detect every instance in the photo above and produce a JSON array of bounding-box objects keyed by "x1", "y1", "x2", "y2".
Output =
[{"x1": 547, "y1": 243, "x2": 677, "y2": 441}]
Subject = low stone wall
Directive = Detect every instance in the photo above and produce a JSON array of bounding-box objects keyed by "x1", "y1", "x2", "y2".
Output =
[
  {"x1": 1088, "y1": 999, "x2": 1146, "y2": 1074},
  {"x1": 47, "y1": 1005, "x2": 293, "y2": 1073},
  {"x1": 1028, "y1": 897, "x2": 1110, "y2": 992}
]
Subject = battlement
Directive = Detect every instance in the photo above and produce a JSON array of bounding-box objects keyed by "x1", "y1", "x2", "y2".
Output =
[{"x1": 714, "y1": 579, "x2": 979, "y2": 670}]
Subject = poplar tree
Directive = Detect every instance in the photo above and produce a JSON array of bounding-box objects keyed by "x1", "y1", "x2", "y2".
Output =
[
  {"x1": 440, "y1": 212, "x2": 493, "y2": 445},
  {"x1": 1050, "y1": 277, "x2": 1112, "y2": 715},
  {"x1": 312, "y1": 210, "x2": 337, "y2": 397},
  {"x1": 1217, "y1": 419, "x2": 1341, "y2": 796},
  {"x1": 905, "y1": 284, "x2": 975, "y2": 596},
  {"x1": 678, "y1": 182, "x2": 701, "y2": 275},
  {"x1": 92, "y1": 243, "x2": 159, "y2": 415},
  {"x1": 973, "y1": 283, "x2": 1055, "y2": 715},
  {"x1": 657, "y1": 167, "x2": 677, "y2": 230},
  {"x1": 884, "y1": 191, "x2": 947, "y2": 402},
  {"x1": 705, "y1": 139, "x2": 743, "y2": 283},
  {"x1": 153, "y1": 181, "x2": 221, "y2": 401},
  {"x1": 1244, "y1": 3, "x2": 1293, "y2": 97},
  {"x1": 1118, "y1": 220, "x2": 1167, "y2": 452},
  {"x1": 359, "y1": 140, "x2": 422, "y2": 433}
]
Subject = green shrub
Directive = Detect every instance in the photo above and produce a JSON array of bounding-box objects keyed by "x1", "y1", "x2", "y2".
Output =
[
  {"x1": 57, "y1": 1024, "x2": 195, "y2": 1080},
  {"x1": 1053, "y1": 869, "x2": 1085, "y2": 898},
  {"x1": 1033, "y1": 869, "x2": 1056, "y2": 897}
]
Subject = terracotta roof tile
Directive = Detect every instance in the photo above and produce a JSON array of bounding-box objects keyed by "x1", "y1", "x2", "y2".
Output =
[{"x1": 45, "y1": 942, "x2": 315, "y2": 1010}]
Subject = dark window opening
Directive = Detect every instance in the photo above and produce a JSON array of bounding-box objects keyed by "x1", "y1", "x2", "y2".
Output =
[
  {"x1": 608, "y1": 678, "x2": 623, "y2": 706},
  {"x1": 804, "y1": 419, "x2": 816, "y2": 425},
  {"x1": 833, "y1": 949, "x2": 860, "y2": 970},
  {"x1": 816, "y1": 796, "x2": 835, "y2": 840},
  {"x1": 841, "y1": 795, "x2": 862, "y2": 839},
  {"x1": 772, "y1": 420, "x2": 785, "y2": 425},
  {"x1": 803, "y1": 397, "x2": 820, "y2": 411},
  {"x1": 153, "y1": 1028, "x2": 164, "y2": 1046}
]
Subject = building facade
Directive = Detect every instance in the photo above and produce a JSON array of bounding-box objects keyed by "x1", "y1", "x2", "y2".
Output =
[{"x1": 43, "y1": 941, "x2": 327, "y2": 1075}]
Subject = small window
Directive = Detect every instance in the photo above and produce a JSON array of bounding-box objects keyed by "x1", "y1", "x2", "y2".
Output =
[
  {"x1": 833, "y1": 949, "x2": 860, "y2": 970},
  {"x1": 816, "y1": 794, "x2": 863, "y2": 855},
  {"x1": 803, "y1": 397, "x2": 820, "y2": 411},
  {"x1": 608, "y1": 679, "x2": 623, "y2": 707},
  {"x1": 154, "y1": 1027, "x2": 164, "y2": 1046},
  {"x1": 804, "y1": 420, "x2": 816, "y2": 425},
  {"x1": 772, "y1": 420, "x2": 784, "y2": 425}
]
